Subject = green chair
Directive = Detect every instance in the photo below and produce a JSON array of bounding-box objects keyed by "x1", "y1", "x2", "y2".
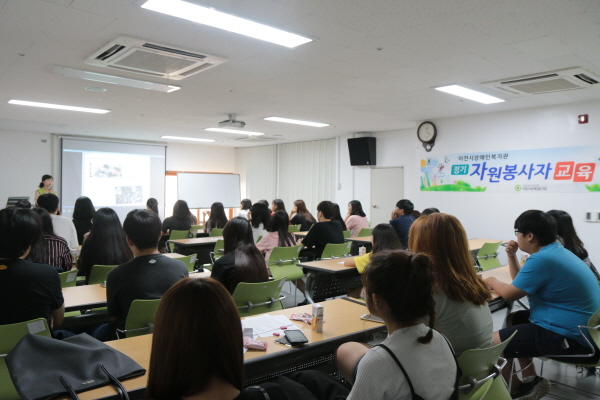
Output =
[
  {"x1": 0, "y1": 318, "x2": 52, "y2": 400},
  {"x1": 208, "y1": 239, "x2": 225, "y2": 269},
  {"x1": 256, "y1": 235, "x2": 263, "y2": 243},
  {"x1": 268, "y1": 246, "x2": 304, "y2": 304},
  {"x1": 321, "y1": 242, "x2": 352, "y2": 259},
  {"x1": 357, "y1": 228, "x2": 373, "y2": 237},
  {"x1": 190, "y1": 224, "x2": 202, "y2": 232},
  {"x1": 88, "y1": 265, "x2": 118, "y2": 285},
  {"x1": 232, "y1": 278, "x2": 287, "y2": 317},
  {"x1": 168, "y1": 229, "x2": 191, "y2": 252},
  {"x1": 475, "y1": 242, "x2": 503, "y2": 271},
  {"x1": 58, "y1": 270, "x2": 78, "y2": 288},
  {"x1": 342, "y1": 230, "x2": 351, "y2": 239},
  {"x1": 116, "y1": 299, "x2": 161, "y2": 339},
  {"x1": 457, "y1": 331, "x2": 517, "y2": 400},
  {"x1": 172, "y1": 254, "x2": 197, "y2": 273},
  {"x1": 209, "y1": 228, "x2": 223, "y2": 237},
  {"x1": 288, "y1": 224, "x2": 301, "y2": 233}
]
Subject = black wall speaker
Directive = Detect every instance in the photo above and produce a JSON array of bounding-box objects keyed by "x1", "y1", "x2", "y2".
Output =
[{"x1": 347, "y1": 137, "x2": 376, "y2": 166}]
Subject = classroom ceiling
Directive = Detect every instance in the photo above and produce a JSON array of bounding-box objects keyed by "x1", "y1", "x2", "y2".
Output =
[{"x1": 1, "y1": 0, "x2": 600, "y2": 147}]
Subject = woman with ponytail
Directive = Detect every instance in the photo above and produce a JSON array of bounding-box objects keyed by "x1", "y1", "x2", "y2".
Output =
[
  {"x1": 409, "y1": 213, "x2": 493, "y2": 354},
  {"x1": 335, "y1": 250, "x2": 457, "y2": 400}
]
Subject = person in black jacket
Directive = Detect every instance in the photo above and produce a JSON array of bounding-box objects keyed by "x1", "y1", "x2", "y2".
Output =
[{"x1": 300, "y1": 201, "x2": 344, "y2": 259}]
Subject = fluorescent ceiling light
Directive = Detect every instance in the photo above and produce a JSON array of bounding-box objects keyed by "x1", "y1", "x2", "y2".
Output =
[
  {"x1": 161, "y1": 136, "x2": 215, "y2": 142},
  {"x1": 50, "y1": 65, "x2": 180, "y2": 93},
  {"x1": 435, "y1": 85, "x2": 504, "y2": 104},
  {"x1": 206, "y1": 128, "x2": 264, "y2": 136},
  {"x1": 141, "y1": 0, "x2": 312, "y2": 48},
  {"x1": 264, "y1": 117, "x2": 329, "y2": 127},
  {"x1": 8, "y1": 100, "x2": 110, "y2": 114}
]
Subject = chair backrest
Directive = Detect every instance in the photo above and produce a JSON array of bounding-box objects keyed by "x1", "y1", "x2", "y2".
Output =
[
  {"x1": 267, "y1": 245, "x2": 304, "y2": 282},
  {"x1": 321, "y1": 242, "x2": 352, "y2": 259},
  {"x1": 209, "y1": 228, "x2": 223, "y2": 237},
  {"x1": 190, "y1": 224, "x2": 202, "y2": 231},
  {"x1": 457, "y1": 331, "x2": 517, "y2": 400},
  {"x1": 212, "y1": 239, "x2": 225, "y2": 262},
  {"x1": 288, "y1": 224, "x2": 300, "y2": 232},
  {"x1": 357, "y1": 228, "x2": 373, "y2": 237},
  {"x1": 256, "y1": 236, "x2": 263, "y2": 243},
  {"x1": 58, "y1": 270, "x2": 78, "y2": 288},
  {"x1": 168, "y1": 229, "x2": 191, "y2": 252},
  {"x1": 586, "y1": 308, "x2": 600, "y2": 349},
  {"x1": 88, "y1": 265, "x2": 118, "y2": 285},
  {"x1": 476, "y1": 242, "x2": 503, "y2": 271},
  {"x1": 120, "y1": 299, "x2": 161, "y2": 338},
  {"x1": 172, "y1": 254, "x2": 197, "y2": 273},
  {"x1": 342, "y1": 230, "x2": 351, "y2": 238},
  {"x1": 232, "y1": 278, "x2": 287, "y2": 317}
]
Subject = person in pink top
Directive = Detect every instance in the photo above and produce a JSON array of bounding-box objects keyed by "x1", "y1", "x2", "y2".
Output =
[
  {"x1": 256, "y1": 210, "x2": 297, "y2": 260},
  {"x1": 344, "y1": 200, "x2": 370, "y2": 237}
]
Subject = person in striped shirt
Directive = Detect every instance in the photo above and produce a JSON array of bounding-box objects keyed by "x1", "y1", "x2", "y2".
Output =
[{"x1": 32, "y1": 207, "x2": 72, "y2": 272}]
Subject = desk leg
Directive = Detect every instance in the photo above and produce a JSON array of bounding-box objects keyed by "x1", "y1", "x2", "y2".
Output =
[{"x1": 304, "y1": 271, "x2": 316, "y2": 304}]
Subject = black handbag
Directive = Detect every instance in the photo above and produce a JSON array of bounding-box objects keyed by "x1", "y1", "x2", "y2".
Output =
[{"x1": 6, "y1": 333, "x2": 146, "y2": 400}]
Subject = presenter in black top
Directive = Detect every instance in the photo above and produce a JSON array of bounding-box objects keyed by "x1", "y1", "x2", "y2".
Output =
[{"x1": 300, "y1": 201, "x2": 345, "y2": 259}]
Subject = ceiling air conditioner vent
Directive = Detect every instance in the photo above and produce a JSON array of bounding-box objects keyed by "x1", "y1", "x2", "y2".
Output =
[
  {"x1": 482, "y1": 67, "x2": 600, "y2": 97},
  {"x1": 233, "y1": 136, "x2": 282, "y2": 143},
  {"x1": 85, "y1": 36, "x2": 227, "y2": 80}
]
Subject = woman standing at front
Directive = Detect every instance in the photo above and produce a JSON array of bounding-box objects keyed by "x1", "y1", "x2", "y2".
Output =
[{"x1": 34, "y1": 175, "x2": 55, "y2": 205}]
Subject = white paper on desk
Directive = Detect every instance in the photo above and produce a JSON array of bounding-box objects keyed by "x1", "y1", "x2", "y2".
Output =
[
  {"x1": 242, "y1": 314, "x2": 301, "y2": 337},
  {"x1": 337, "y1": 261, "x2": 345, "y2": 264}
]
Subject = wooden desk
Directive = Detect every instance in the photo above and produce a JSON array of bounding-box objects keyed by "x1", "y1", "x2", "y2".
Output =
[
  {"x1": 468, "y1": 238, "x2": 506, "y2": 251},
  {"x1": 69, "y1": 298, "x2": 384, "y2": 400},
  {"x1": 63, "y1": 284, "x2": 107, "y2": 312},
  {"x1": 162, "y1": 252, "x2": 185, "y2": 258},
  {"x1": 480, "y1": 265, "x2": 512, "y2": 311},
  {"x1": 166, "y1": 237, "x2": 223, "y2": 264},
  {"x1": 345, "y1": 236, "x2": 372, "y2": 244},
  {"x1": 298, "y1": 258, "x2": 361, "y2": 304},
  {"x1": 166, "y1": 237, "x2": 222, "y2": 247},
  {"x1": 294, "y1": 231, "x2": 309, "y2": 238}
]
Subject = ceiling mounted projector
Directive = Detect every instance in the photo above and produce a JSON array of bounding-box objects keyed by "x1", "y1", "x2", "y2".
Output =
[{"x1": 219, "y1": 114, "x2": 245, "y2": 129}]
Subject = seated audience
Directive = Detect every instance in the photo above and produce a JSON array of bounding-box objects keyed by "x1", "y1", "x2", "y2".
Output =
[
  {"x1": 14, "y1": 199, "x2": 31, "y2": 209},
  {"x1": 344, "y1": 200, "x2": 370, "y2": 237},
  {"x1": 94, "y1": 209, "x2": 188, "y2": 341},
  {"x1": 32, "y1": 207, "x2": 72, "y2": 272},
  {"x1": 331, "y1": 203, "x2": 347, "y2": 230},
  {"x1": 146, "y1": 197, "x2": 159, "y2": 216},
  {"x1": 409, "y1": 213, "x2": 493, "y2": 354},
  {"x1": 249, "y1": 202, "x2": 270, "y2": 242},
  {"x1": 0, "y1": 207, "x2": 64, "y2": 329},
  {"x1": 76, "y1": 207, "x2": 133, "y2": 283},
  {"x1": 203, "y1": 202, "x2": 228, "y2": 234},
  {"x1": 36, "y1": 193, "x2": 79, "y2": 249},
  {"x1": 162, "y1": 200, "x2": 196, "y2": 233},
  {"x1": 389, "y1": 199, "x2": 416, "y2": 249},
  {"x1": 301, "y1": 201, "x2": 344, "y2": 259},
  {"x1": 335, "y1": 250, "x2": 457, "y2": 399},
  {"x1": 289, "y1": 199, "x2": 316, "y2": 231},
  {"x1": 421, "y1": 207, "x2": 440, "y2": 216},
  {"x1": 257, "y1": 199, "x2": 270, "y2": 206},
  {"x1": 72, "y1": 196, "x2": 95, "y2": 245},
  {"x1": 237, "y1": 199, "x2": 252, "y2": 219},
  {"x1": 211, "y1": 217, "x2": 269, "y2": 293},
  {"x1": 271, "y1": 199, "x2": 286, "y2": 215},
  {"x1": 547, "y1": 209, "x2": 600, "y2": 285},
  {"x1": 257, "y1": 210, "x2": 297, "y2": 260},
  {"x1": 344, "y1": 223, "x2": 402, "y2": 273},
  {"x1": 485, "y1": 210, "x2": 600, "y2": 399}
]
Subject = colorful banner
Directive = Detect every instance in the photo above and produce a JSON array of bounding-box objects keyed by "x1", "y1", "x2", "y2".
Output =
[{"x1": 419, "y1": 146, "x2": 600, "y2": 193}]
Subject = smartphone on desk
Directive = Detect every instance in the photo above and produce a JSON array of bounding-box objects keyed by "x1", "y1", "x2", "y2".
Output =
[{"x1": 284, "y1": 330, "x2": 309, "y2": 346}]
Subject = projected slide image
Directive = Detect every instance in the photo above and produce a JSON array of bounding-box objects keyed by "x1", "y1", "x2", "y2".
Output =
[{"x1": 82, "y1": 153, "x2": 150, "y2": 206}]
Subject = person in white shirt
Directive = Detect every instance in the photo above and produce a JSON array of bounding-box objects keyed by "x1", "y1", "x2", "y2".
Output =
[{"x1": 36, "y1": 193, "x2": 79, "y2": 249}]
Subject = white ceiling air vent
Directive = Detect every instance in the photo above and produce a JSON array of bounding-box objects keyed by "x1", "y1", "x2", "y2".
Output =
[
  {"x1": 233, "y1": 136, "x2": 282, "y2": 143},
  {"x1": 482, "y1": 67, "x2": 600, "y2": 97},
  {"x1": 84, "y1": 36, "x2": 227, "y2": 80}
]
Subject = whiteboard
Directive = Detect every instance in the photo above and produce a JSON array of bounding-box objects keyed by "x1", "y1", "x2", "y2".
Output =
[{"x1": 177, "y1": 173, "x2": 241, "y2": 209}]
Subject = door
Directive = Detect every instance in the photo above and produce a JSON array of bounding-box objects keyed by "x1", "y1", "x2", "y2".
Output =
[{"x1": 370, "y1": 167, "x2": 404, "y2": 226}]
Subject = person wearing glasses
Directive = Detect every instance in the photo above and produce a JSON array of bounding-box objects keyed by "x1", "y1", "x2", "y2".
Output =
[{"x1": 484, "y1": 210, "x2": 600, "y2": 400}]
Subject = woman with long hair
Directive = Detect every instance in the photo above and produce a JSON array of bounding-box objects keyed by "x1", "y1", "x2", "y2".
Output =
[
  {"x1": 257, "y1": 210, "x2": 297, "y2": 260},
  {"x1": 72, "y1": 196, "x2": 95, "y2": 245},
  {"x1": 547, "y1": 209, "x2": 600, "y2": 285},
  {"x1": 237, "y1": 199, "x2": 252, "y2": 219},
  {"x1": 289, "y1": 199, "x2": 316, "y2": 231},
  {"x1": 344, "y1": 200, "x2": 369, "y2": 237},
  {"x1": 344, "y1": 223, "x2": 402, "y2": 272},
  {"x1": 335, "y1": 250, "x2": 457, "y2": 399},
  {"x1": 210, "y1": 217, "x2": 269, "y2": 293},
  {"x1": 271, "y1": 199, "x2": 286, "y2": 214},
  {"x1": 249, "y1": 202, "x2": 270, "y2": 242},
  {"x1": 163, "y1": 200, "x2": 196, "y2": 233},
  {"x1": 146, "y1": 198, "x2": 159, "y2": 216},
  {"x1": 31, "y1": 207, "x2": 72, "y2": 271},
  {"x1": 203, "y1": 202, "x2": 228, "y2": 234},
  {"x1": 331, "y1": 203, "x2": 347, "y2": 230},
  {"x1": 409, "y1": 213, "x2": 493, "y2": 354},
  {"x1": 76, "y1": 207, "x2": 133, "y2": 283}
]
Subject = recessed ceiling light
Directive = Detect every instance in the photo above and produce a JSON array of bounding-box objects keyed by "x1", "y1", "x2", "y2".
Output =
[
  {"x1": 205, "y1": 128, "x2": 264, "y2": 136},
  {"x1": 435, "y1": 85, "x2": 504, "y2": 104},
  {"x1": 51, "y1": 65, "x2": 180, "y2": 93},
  {"x1": 8, "y1": 100, "x2": 111, "y2": 114},
  {"x1": 264, "y1": 117, "x2": 329, "y2": 127},
  {"x1": 85, "y1": 86, "x2": 107, "y2": 92},
  {"x1": 161, "y1": 136, "x2": 215, "y2": 142},
  {"x1": 141, "y1": 0, "x2": 312, "y2": 48}
]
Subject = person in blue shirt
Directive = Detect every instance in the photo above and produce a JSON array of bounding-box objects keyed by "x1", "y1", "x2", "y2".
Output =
[
  {"x1": 389, "y1": 199, "x2": 415, "y2": 249},
  {"x1": 485, "y1": 210, "x2": 600, "y2": 400}
]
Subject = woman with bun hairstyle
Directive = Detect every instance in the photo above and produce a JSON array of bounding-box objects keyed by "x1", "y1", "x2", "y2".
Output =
[
  {"x1": 34, "y1": 174, "x2": 56, "y2": 205},
  {"x1": 409, "y1": 213, "x2": 493, "y2": 354}
]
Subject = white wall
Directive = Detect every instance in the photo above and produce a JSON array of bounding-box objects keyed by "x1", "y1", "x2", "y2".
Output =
[
  {"x1": 166, "y1": 142, "x2": 234, "y2": 172},
  {"x1": 335, "y1": 99, "x2": 600, "y2": 262}
]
